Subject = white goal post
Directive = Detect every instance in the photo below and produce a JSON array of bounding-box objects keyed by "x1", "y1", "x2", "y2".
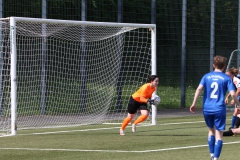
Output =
[{"x1": 0, "y1": 17, "x2": 156, "y2": 136}]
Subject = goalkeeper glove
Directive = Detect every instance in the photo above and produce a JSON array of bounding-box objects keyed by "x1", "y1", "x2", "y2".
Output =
[{"x1": 148, "y1": 99, "x2": 154, "y2": 105}]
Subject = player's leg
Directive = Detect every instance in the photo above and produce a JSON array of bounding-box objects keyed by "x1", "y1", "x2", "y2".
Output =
[
  {"x1": 204, "y1": 113, "x2": 215, "y2": 159},
  {"x1": 223, "y1": 129, "x2": 234, "y2": 136},
  {"x1": 234, "y1": 109, "x2": 240, "y2": 128},
  {"x1": 132, "y1": 109, "x2": 148, "y2": 125},
  {"x1": 222, "y1": 116, "x2": 238, "y2": 136},
  {"x1": 224, "y1": 121, "x2": 240, "y2": 137},
  {"x1": 230, "y1": 115, "x2": 236, "y2": 128},
  {"x1": 230, "y1": 107, "x2": 238, "y2": 129},
  {"x1": 229, "y1": 116, "x2": 240, "y2": 136},
  {"x1": 213, "y1": 130, "x2": 223, "y2": 160},
  {"x1": 120, "y1": 113, "x2": 134, "y2": 135},
  {"x1": 234, "y1": 116, "x2": 240, "y2": 128},
  {"x1": 132, "y1": 104, "x2": 148, "y2": 132},
  {"x1": 231, "y1": 128, "x2": 240, "y2": 134},
  {"x1": 120, "y1": 97, "x2": 137, "y2": 135},
  {"x1": 208, "y1": 128, "x2": 216, "y2": 160},
  {"x1": 212, "y1": 111, "x2": 225, "y2": 160}
]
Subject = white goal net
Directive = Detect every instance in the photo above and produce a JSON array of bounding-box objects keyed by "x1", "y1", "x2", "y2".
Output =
[
  {"x1": 227, "y1": 49, "x2": 240, "y2": 70},
  {"x1": 0, "y1": 17, "x2": 156, "y2": 136}
]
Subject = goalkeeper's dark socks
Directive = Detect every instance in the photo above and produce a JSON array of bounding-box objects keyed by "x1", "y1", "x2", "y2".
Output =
[{"x1": 223, "y1": 130, "x2": 234, "y2": 136}]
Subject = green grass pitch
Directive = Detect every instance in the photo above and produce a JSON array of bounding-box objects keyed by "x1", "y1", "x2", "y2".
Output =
[{"x1": 0, "y1": 111, "x2": 239, "y2": 160}]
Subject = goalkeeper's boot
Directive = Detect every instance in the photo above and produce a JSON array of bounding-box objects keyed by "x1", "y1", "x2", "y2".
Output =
[
  {"x1": 120, "y1": 129, "x2": 125, "y2": 136},
  {"x1": 132, "y1": 124, "x2": 136, "y2": 132}
]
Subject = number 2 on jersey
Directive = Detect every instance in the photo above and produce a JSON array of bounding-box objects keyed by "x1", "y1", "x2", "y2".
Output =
[{"x1": 210, "y1": 82, "x2": 218, "y2": 98}]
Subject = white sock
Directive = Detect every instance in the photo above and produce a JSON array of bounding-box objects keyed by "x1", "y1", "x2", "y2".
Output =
[
  {"x1": 210, "y1": 153, "x2": 214, "y2": 157},
  {"x1": 214, "y1": 158, "x2": 218, "y2": 160}
]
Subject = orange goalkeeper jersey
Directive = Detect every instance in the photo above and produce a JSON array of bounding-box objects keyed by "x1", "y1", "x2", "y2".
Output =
[{"x1": 132, "y1": 83, "x2": 156, "y2": 103}]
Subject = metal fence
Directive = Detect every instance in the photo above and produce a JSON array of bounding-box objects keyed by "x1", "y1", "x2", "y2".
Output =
[{"x1": 1, "y1": 0, "x2": 239, "y2": 108}]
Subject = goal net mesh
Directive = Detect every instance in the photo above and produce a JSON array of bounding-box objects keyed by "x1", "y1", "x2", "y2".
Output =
[
  {"x1": 227, "y1": 49, "x2": 240, "y2": 71},
  {"x1": 0, "y1": 18, "x2": 153, "y2": 135}
]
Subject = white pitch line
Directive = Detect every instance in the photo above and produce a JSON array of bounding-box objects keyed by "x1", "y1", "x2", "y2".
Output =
[
  {"x1": 17, "y1": 121, "x2": 206, "y2": 136},
  {"x1": 1, "y1": 119, "x2": 233, "y2": 137},
  {"x1": 18, "y1": 127, "x2": 122, "y2": 135},
  {"x1": 0, "y1": 141, "x2": 240, "y2": 153},
  {"x1": 0, "y1": 120, "x2": 207, "y2": 137},
  {"x1": 159, "y1": 121, "x2": 205, "y2": 125}
]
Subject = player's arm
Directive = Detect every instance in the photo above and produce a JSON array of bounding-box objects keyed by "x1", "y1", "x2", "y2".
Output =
[
  {"x1": 236, "y1": 87, "x2": 240, "y2": 96},
  {"x1": 225, "y1": 92, "x2": 231, "y2": 104},
  {"x1": 139, "y1": 85, "x2": 155, "y2": 104},
  {"x1": 139, "y1": 85, "x2": 149, "y2": 103},
  {"x1": 230, "y1": 87, "x2": 240, "y2": 105},
  {"x1": 190, "y1": 84, "x2": 203, "y2": 113},
  {"x1": 230, "y1": 90, "x2": 240, "y2": 108}
]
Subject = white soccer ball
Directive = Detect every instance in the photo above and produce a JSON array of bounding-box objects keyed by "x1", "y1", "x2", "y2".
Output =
[{"x1": 152, "y1": 95, "x2": 161, "y2": 106}]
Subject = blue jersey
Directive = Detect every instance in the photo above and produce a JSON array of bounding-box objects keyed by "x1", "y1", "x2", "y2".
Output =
[{"x1": 200, "y1": 71, "x2": 235, "y2": 113}]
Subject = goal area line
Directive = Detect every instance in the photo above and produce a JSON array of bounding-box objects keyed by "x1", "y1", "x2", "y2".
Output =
[{"x1": 1, "y1": 141, "x2": 240, "y2": 153}]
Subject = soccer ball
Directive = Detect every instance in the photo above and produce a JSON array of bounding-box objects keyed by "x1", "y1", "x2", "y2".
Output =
[{"x1": 152, "y1": 95, "x2": 161, "y2": 106}]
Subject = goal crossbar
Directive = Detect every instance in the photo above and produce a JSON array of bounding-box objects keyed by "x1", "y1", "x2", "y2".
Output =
[{"x1": 11, "y1": 17, "x2": 156, "y2": 28}]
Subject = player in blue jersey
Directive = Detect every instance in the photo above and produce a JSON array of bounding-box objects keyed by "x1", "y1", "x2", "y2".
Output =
[{"x1": 190, "y1": 55, "x2": 240, "y2": 160}]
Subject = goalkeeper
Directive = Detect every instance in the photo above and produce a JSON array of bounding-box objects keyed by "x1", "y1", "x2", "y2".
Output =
[{"x1": 119, "y1": 75, "x2": 159, "y2": 136}]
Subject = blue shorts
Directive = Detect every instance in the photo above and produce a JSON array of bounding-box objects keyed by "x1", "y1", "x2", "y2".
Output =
[{"x1": 203, "y1": 110, "x2": 226, "y2": 131}]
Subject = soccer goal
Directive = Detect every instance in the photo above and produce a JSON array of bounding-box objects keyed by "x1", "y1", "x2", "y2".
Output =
[{"x1": 0, "y1": 17, "x2": 156, "y2": 136}]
